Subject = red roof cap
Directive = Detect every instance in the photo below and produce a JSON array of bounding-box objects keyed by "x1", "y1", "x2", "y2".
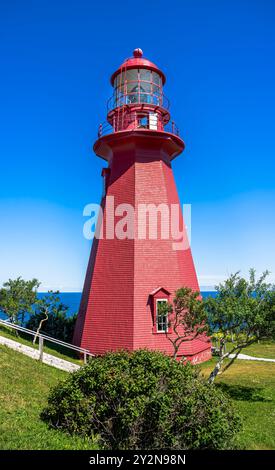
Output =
[{"x1": 110, "y1": 49, "x2": 166, "y2": 86}]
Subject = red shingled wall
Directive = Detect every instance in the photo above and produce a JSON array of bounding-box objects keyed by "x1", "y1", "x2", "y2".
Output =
[{"x1": 73, "y1": 136, "x2": 211, "y2": 363}]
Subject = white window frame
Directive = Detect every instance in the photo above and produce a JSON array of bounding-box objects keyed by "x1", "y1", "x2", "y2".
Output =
[{"x1": 156, "y1": 298, "x2": 168, "y2": 333}]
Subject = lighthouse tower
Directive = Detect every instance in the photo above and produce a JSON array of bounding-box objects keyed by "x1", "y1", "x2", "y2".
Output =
[{"x1": 73, "y1": 49, "x2": 211, "y2": 363}]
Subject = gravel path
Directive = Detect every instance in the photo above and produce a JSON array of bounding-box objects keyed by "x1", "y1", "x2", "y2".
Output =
[
  {"x1": 0, "y1": 335, "x2": 81, "y2": 372},
  {"x1": 228, "y1": 352, "x2": 275, "y2": 363},
  {"x1": 1, "y1": 334, "x2": 275, "y2": 371}
]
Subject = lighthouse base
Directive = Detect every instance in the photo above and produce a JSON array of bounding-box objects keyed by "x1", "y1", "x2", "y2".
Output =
[{"x1": 177, "y1": 347, "x2": 212, "y2": 364}]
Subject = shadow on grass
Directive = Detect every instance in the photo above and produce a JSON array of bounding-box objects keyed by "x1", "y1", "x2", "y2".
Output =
[{"x1": 217, "y1": 383, "x2": 271, "y2": 402}]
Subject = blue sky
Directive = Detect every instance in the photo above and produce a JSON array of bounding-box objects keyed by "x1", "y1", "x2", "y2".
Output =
[{"x1": 0, "y1": 0, "x2": 275, "y2": 291}]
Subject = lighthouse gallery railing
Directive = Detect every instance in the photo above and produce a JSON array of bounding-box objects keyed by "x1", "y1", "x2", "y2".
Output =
[{"x1": 97, "y1": 114, "x2": 180, "y2": 139}]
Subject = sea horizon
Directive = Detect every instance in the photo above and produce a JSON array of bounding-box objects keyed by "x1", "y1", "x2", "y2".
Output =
[{"x1": 0, "y1": 290, "x2": 217, "y2": 321}]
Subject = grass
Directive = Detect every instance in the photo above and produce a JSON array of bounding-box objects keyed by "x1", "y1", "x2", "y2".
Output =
[
  {"x1": 213, "y1": 339, "x2": 275, "y2": 359},
  {"x1": 0, "y1": 345, "x2": 98, "y2": 450},
  {"x1": 0, "y1": 324, "x2": 83, "y2": 365},
  {"x1": 239, "y1": 340, "x2": 275, "y2": 359},
  {"x1": 1, "y1": 336, "x2": 274, "y2": 450},
  {"x1": 199, "y1": 358, "x2": 275, "y2": 449}
]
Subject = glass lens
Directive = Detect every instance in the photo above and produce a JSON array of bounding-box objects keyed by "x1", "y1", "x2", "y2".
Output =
[
  {"x1": 126, "y1": 69, "x2": 138, "y2": 82},
  {"x1": 152, "y1": 71, "x2": 161, "y2": 85},
  {"x1": 140, "y1": 69, "x2": 151, "y2": 81},
  {"x1": 153, "y1": 84, "x2": 160, "y2": 95},
  {"x1": 127, "y1": 82, "x2": 138, "y2": 93},
  {"x1": 115, "y1": 72, "x2": 125, "y2": 87},
  {"x1": 140, "y1": 82, "x2": 151, "y2": 93}
]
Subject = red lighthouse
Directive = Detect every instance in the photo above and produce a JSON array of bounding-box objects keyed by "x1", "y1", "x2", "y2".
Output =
[{"x1": 73, "y1": 49, "x2": 211, "y2": 363}]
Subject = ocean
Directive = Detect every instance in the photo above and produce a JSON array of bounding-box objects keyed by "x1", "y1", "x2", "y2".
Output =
[{"x1": 0, "y1": 291, "x2": 217, "y2": 322}]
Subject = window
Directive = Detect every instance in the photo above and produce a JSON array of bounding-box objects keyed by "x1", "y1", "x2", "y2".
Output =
[
  {"x1": 127, "y1": 82, "x2": 138, "y2": 93},
  {"x1": 152, "y1": 84, "x2": 160, "y2": 95},
  {"x1": 137, "y1": 114, "x2": 148, "y2": 128},
  {"x1": 115, "y1": 72, "x2": 126, "y2": 87},
  {"x1": 115, "y1": 88, "x2": 125, "y2": 107},
  {"x1": 139, "y1": 83, "x2": 151, "y2": 104},
  {"x1": 156, "y1": 299, "x2": 168, "y2": 332},
  {"x1": 126, "y1": 69, "x2": 138, "y2": 82},
  {"x1": 140, "y1": 69, "x2": 151, "y2": 81},
  {"x1": 127, "y1": 92, "x2": 139, "y2": 104},
  {"x1": 152, "y1": 71, "x2": 161, "y2": 85}
]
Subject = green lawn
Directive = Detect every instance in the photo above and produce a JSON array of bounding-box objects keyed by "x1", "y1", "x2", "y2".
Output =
[
  {"x1": 0, "y1": 341, "x2": 274, "y2": 450},
  {"x1": 212, "y1": 339, "x2": 275, "y2": 359},
  {"x1": 0, "y1": 345, "x2": 98, "y2": 450},
  {"x1": 0, "y1": 324, "x2": 83, "y2": 365},
  {"x1": 199, "y1": 358, "x2": 275, "y2": 449},
  {"x1": 239, "y1": 340, "x2": 275, "y2": 359}
]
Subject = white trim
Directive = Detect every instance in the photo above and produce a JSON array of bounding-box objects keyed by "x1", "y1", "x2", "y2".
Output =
[
  {"x1": 150, "y1": 286, "x2": 171, "y2": 296},
  {"x1": 156, "y1": 298, "x2": 168, "y2": 333}
]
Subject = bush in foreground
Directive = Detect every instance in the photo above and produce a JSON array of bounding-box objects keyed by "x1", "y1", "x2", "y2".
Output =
[{"x1": 41, "y1": 349, "x2": 241, "y2": 449}]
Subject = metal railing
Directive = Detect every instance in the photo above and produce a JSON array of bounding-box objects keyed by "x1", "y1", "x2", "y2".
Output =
[
  {"x1": 97, "y1": 113, "x2": 180, "y2": 139},
  {"x1": 0, "y1": 318, "x2": 94, "y2": 364},
  {"x1": 164, "y1": 120, "x2": 180, "y2": 137}
]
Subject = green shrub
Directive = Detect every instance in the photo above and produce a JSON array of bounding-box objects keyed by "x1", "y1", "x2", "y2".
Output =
[{"x1": 41, "y1": 349, "x2": 241, "y2": 450}]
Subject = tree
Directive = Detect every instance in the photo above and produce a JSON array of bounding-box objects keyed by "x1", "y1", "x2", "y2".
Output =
[
  {"x1": 205, "y1": 269, "x2": 275, "y2": 384},
  {"x1": 0, "y1": 277, "x2": 40, "y2": 325},
  {"x1": 26, "y1": 291, "x2": 76, "y2": 343},
  {"x1": 32, "y1": 291, "x2": 58, "y2": 344},
  {"x1": 161, "y1": 287, "x2": 209, "y2": 360}
]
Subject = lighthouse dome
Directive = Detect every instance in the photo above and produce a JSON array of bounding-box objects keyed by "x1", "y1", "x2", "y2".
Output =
[{"x1": 110, "y1": 49, "x2": 166, "y2": 86}]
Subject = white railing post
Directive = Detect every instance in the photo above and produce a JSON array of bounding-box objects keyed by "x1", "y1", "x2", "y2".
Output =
[{"x1": 39, "y1": 335, "x2": 44, "y2": 362}]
